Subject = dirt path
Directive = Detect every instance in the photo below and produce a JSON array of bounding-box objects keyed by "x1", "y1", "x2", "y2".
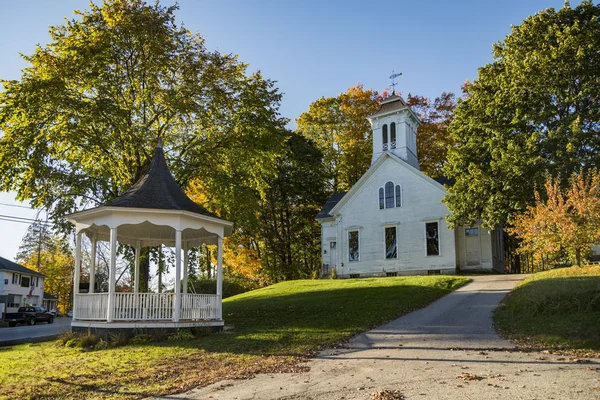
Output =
[{"x1": 161, "y1": 275, "x2": 600, "y2": 400}]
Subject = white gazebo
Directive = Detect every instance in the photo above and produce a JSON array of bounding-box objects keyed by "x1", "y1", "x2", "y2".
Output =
[{"x1": 67, "y1": 140, "x2": 233, "y2": 335}]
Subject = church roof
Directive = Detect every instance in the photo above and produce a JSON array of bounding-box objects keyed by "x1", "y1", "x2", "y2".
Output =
[
  {"x1": 316, "y1": 192, "x2": 346, "y2": 220},
  {"x1": 104, "y1": 142, "x2": 216, "y2": 218},
  {"x1": 370, "y1": 94, "x2": 408, "y2": 117},
  {"x1": 0, "y1": 256, "x2": 45, "y2": 277}
]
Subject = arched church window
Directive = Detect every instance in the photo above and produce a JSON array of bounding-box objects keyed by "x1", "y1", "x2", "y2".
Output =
[
  {"x1": 395, "y1": 185, "x2": 402, "y2": 207},
  {"x1": 379, "y1": 188, "x2": 384, "y2": 209},
  {"x1": 382, "y1": 124, "x2": 388, "y2": 151},
  {"x1": 390, "y1": 123, "x2": 396, "y2": 149},
  {"x1": 385, "y1": 181, "x2": 394, "y2": 208}
]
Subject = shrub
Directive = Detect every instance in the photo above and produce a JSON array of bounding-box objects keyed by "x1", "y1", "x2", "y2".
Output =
[
  {"x1": 108, "y1": 332, "x2": 128, "y2": 347},
  {"x1": 57, "y1": 331, "x2": 76, "y2": 346},
  {"x1": 331, "y1": 267, "x2": 338, "y2": 279},
  {"x1": 130, "y1": 334, "x2": 152, "y2": 345},
  {"x1": 65, "y1": 338, "x2": 80, "y2": 348},
  {"x1": 168, "y1": 330, "x2": 195, "y2": 341},
  {"x1": 94, "y1": 339, "x2": 109, "y2": 351},
  {"x1": 79, "y1": 334, "x2": 101, "y2": 349}
]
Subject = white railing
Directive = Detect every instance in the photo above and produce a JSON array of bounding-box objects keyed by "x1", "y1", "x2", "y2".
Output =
[
  {"x1": 76, "y1": 293, "x2": 109, "y2": 320},
  {"x1": 74, "y1": 293, "x2": 221, "y2": 321},
  {"x1": 180, "y1": 294, "x2": 221, "y2": 320}
]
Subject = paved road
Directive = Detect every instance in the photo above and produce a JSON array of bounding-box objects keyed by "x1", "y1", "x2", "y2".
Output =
[
  {"x1": 0, "y1": 316, "x2": 71, "y2": 346},
  {"x1": 166, "y1": 275, "x2": 600, "y2": 400}
]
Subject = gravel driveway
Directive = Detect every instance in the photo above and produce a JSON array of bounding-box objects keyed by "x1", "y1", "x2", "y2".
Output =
[{"x1": 160, "y1": 275, "x2": 600, "y2": 400}]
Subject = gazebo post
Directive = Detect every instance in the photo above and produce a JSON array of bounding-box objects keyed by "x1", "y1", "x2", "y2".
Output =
[
  {"x1": 89, "y1": 237, "x2": 96, "y2": 294},
  {"x1": 217, "y1": 237, "x2": 223, "y2": 320},
  {"x1": 73, "y1": 231, "x2": 82, "y2": 320},
  {"x1": 173, "y1": 230, "x2": 182, "y2": 322},
  {"x1": 183, "y1": 244, "x2": 188, "y2": 295},
  {"x1": 107, "y1": 227, "x2": 117, "y2": 323},
  {"x1": 134, "y1": 240, "x2": 141, "y2": 294}
]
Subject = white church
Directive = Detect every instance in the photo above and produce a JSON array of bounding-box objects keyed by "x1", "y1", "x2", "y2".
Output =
[{"x1": 316, "y1": 94, "x2": 505, "y2": 277}]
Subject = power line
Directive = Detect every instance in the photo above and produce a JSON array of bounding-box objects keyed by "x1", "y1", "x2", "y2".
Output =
[
  {"x1": 0, "y1": 202, "x2": 33, "y2": 209},
  {"x1": 0, "y1": 215, "x2": 52, "y2": 225}
]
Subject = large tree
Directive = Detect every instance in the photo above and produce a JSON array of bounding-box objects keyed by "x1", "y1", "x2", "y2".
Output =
[
  {"x1": 0, "y1": 0, "x2": 286, "y2": 289},
  {"x1": 296, "y1": 84, "x2": 380, "y2": 192},
  {"x1": 444, "y1": 1, "x2": 600, "y2": 229}
]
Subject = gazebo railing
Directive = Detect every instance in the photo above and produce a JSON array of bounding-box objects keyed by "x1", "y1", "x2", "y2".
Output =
[{"x1": 74, "y1": 293, "x2": 221, "y2": 321}]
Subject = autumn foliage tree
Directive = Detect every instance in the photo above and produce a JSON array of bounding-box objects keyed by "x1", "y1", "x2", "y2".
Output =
[{"x1": 509, "y1": 171, "x2": 600, "y2": 267}]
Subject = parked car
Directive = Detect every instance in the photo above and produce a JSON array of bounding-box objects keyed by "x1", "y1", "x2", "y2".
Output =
[
  {"x1": 4, "y1": 306, "x2": 54, "y2": 327},
  {"x1": 67, "y1": 311, "x2": 73, "y2": 318},
  {"x1": 49, "y1": 309, "x2": 62, "y2": 317}
]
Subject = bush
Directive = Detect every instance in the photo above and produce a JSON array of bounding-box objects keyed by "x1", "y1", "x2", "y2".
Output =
[
  {"x1": 130, "y1": 334, "x2": 152, "y2": 345},
  {"x1": 108, "y1": 332, "x2": 128, "y2": 347},
  {"x1": 65, "y1": 338, "x2": 80, "y2": 348},
  {"x1": 94, "y1": 339, "x2": 109, "y2": 351},
  {"x1": 79, "y1": 334, "x2": 101, "y2": 349},
  {"x1": 331, "y1": 267, "x2": 338, "y2": 279},
  {"x1": 188, "y1": 274, "x2": 261, "y2": 298},
  {"x1": 57, "y1": 331, "x2": 76, "y2": 346},
  {"x1": 168, "y1": 330, "x2": 195, "y2": 341}
]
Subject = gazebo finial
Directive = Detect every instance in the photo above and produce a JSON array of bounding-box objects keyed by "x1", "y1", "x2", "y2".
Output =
[{"x1": 157, "y1": 137, "x2": 163, "y2": 149}]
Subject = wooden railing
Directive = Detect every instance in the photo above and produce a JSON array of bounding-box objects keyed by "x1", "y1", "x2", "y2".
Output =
[{"x1": 74, "y1": 293, "x2": 221, "y2": 321}]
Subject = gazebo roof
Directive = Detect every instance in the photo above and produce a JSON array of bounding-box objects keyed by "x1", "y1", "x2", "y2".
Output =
[{"x1": 105, "y1": 142, "x2": 215, "y2": 217}]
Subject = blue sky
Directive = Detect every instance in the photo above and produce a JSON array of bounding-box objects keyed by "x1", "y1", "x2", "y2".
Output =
[{"x1": 0, "y1": 0, "x2": 580, "y2": 261}]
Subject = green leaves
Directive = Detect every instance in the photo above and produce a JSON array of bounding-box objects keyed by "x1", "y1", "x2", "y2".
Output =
[
  {"x1": 0, "y1": 0, "x2": 286, "y2": 232},
  {"x1": 444, "y1": 1, "x2": 600, "y2": 229}
]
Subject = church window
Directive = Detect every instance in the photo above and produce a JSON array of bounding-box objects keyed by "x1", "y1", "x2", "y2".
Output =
[
  {"x1": 385, "y1": 181, "x2": 394, "y2": 208},
  {"x1": 385, "y1": 227, "x2": 397, "y2": 259},
  {"x1": 348, "y1": 231, "x2": 359, "y2": 262},
  {"x1": 395, "y1": 185, "x2": 402, "y2": 207},
  {"x1": 425, "y1": 222, "x2": 440, "y2": 256},
  {"x1": 390, "y1": 123, "x2": 396, "y2": 149},
  {"x1": 379, "y1": 188, "x2": 384, "y2": 209},
  {"x1": 382, "y1": 124, "x2": 388, "y2": 151}
]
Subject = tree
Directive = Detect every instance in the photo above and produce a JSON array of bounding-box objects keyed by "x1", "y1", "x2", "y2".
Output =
[
  {"x1": 296, "y1": 84, "x2": 380, "y2": 192},
  {"x1": 407, "y1": 92, "x2": 456, "y2": 178},
  {"x1": 259, "y1": 133, "x2": 329, "y2": 281},
  {"x1": 509, "y1": 170, "x2": 600, "y2": 267},
  {"x1": 17, "y1": 223, "x2": 74, "y2": 313},
  {"x1": 0, "y1": 0, "x2": 286, "y2": 290},
  {"x1": 444, "y1": 2, "x2": 600, "y2": 229}
]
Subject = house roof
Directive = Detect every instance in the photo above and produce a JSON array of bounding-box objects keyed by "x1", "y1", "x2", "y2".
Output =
[
  {"x1": 0, "y1": 256, "x2": 45, "y2": 277},
  {"x1": 316, "y1": 193, "x2": 346, "y2": 220},
  {"x1": 104, "y1": 141, "x2": 216, "y2": 218},
  {"x1": 43, "y1": 292, "x2": 58, "y2": 300}
]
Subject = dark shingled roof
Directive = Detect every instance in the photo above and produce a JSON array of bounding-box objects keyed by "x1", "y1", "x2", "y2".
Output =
[
  {"x1": 433, "y1": 177, "x2": 455, "y2": 187},
  {"x1": 105, "y1": 143, "x2": 216, "y2": 217},
  {"x1": 0, "y1": 256, "x2": 45, "y2": 277},
  {"x1": 316, "y1": 193, "x2": 346, "y2": 220},
  {"x1": 371, "y1": 94, "x2": 408, "y2": 116},
  {"x1": 43, "y1": 292, "x2": 58, "y2": 300}
]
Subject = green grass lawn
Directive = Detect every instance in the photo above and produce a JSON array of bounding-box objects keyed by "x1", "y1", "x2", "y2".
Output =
[
  {"x1": 0, "y1": 276, "x2": 468, "y2": 399},
  {"x1": 494, "y1": 266, "x2": 600, "y2": 354}
]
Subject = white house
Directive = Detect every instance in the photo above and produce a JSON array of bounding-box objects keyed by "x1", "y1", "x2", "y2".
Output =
[
  {"x1": 316, "y1": 94, "x2": 504, "y2": 278},
  {"x1": 0, "y1": 256, "x2": 46, "y2": 317}
]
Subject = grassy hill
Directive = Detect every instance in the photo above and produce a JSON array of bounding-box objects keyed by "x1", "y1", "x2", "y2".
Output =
[
  {"x1": 0, "y1": 276, "x2": 467, "y2": 399},
  {"x1": 494, "y1": 266, "x2": 600, "y2": 355}
]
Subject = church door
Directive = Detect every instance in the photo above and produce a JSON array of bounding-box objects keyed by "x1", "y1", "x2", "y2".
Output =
[{"x1": 465, "y1": 228, "x2": 480, "y2": 267}]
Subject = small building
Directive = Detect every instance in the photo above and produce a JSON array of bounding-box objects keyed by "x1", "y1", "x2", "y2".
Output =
[
  {"x1": 66, "y1": 140, "x2": 233, "y2": 337},
  {"x1": 43, "y1": 292, "x2": 58, "y2": 312},
  {"x1": 316, "y1": 94, "x2": 504, "y2": 277},
  {"x1": 0, "y1": 256, "x2": 45, "y2": 317}
]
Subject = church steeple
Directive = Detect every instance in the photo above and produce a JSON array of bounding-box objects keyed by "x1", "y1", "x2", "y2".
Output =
[{"x1": 367, "y1": 91, "x2": 420, "y2": 169}]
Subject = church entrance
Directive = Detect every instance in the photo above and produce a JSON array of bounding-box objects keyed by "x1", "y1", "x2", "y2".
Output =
[{"x1": 465, "y1": 228, "x2": 480, "y2": 267}]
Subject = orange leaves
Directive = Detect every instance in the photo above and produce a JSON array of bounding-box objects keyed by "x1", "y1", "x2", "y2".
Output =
[{"x1": 509, "y1": 170, "x2": 600, "y2": 266}]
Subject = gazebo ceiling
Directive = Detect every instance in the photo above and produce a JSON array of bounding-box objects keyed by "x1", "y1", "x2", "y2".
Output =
[{"x1": 67, "y1": 140, "x2": 232, "y2": 246}]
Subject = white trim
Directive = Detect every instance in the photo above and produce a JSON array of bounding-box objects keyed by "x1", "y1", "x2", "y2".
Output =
[
  {"x1": 330, "y1": 152, "x2": 446, "y2": 217},
  {"x1": 71, "y1": 320, "x2": 224, "y2": 329}
]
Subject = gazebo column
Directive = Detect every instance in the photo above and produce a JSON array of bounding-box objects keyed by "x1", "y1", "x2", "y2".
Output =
[
  {"x1": 183, "y1": 245, "x2": 188, "y2": 295},
  {"x1": 134, "y1": 240, "x2": 141, "y2": 294},
  {"x1": 73, "y1": 231, "x2": 82, "y2": 320},
  {"x1": 89, "y1": 238, "x2": 96, "y2": 294},
  {"x1": 173, "y1": 230, "x2": 182, "y2": 322},
  {"x1": 107, "y1": 227, "x2": 117, "y2": 323},
  {"x1": 217, "y1": 236, "x2": 223, "y2": 320}
]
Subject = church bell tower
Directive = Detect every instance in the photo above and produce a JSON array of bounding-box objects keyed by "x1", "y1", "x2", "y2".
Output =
[{"x1": 367, "y1": 76, "x2": 421, "y2": 169}]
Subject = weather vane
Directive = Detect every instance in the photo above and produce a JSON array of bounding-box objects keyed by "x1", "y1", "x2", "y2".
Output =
[{"x1": 389, "y1": 70, "x2": 402, "y2": 95}]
